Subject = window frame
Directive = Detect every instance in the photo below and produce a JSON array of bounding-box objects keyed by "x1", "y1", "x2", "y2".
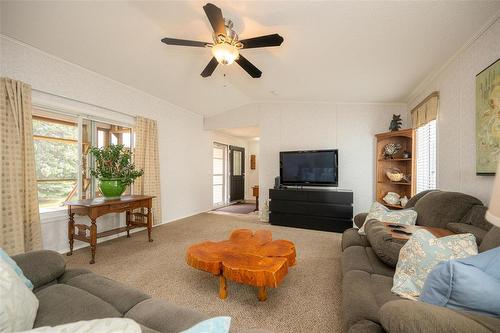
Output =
[{"x1": 32, "y1": 106, "x2": 134, "y2": 215}]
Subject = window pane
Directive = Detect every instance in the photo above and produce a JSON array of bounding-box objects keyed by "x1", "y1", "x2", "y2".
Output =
[
  {"x1": 34, "y1": 140, "x2": 78, "y2": 180},
  {"x1": 416, "y1": 120, "x2": 437, "y2": 193},
  {"x1": 213, "y1": 185, "x2": 223, "y2": 204},
  {"x1": 213, "y1": 147, "x2": 223, "y2": 159},
  {"x1": 38, "y1": 180, "x2": 77, "y2": 211},
  {"x1": 233, "y1": 151, "x2": 242, "y2": 176},
  {"x1": 33, "y1": 118, "x2": 77, "y2": 140},
  {"x1": 213, "y1": 175, "x2": 223, "y2": 185},
  {"x1": 213, "y1": 159, "x2": 223, "y2": 175}
]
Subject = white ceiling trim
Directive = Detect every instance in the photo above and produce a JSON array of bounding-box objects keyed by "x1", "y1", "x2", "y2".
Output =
[{"x1": 407, "y1": 9, "x2": 500, "y2": 104}]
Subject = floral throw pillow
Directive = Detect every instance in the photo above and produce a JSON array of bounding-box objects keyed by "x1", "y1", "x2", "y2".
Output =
[
  {"x1": 358, "y1": 202, "x2": 417, "y2": 235},
  {"x1": 392, "y1": 229, "x2": 477, "y2": 299}
]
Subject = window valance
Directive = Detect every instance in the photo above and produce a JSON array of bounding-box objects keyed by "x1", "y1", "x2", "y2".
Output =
[{"x1": 411, "y1": 92, "x2": 439, "y2": 128}]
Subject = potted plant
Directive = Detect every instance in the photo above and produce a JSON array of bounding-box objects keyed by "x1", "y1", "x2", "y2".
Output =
[{"x1": 89, "y1": 144, "x2": 143, "y2": 200}]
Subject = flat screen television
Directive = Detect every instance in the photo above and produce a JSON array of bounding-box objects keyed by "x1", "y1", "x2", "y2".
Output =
[{"x1": 280, "y1": 150, "x2": 338, "y2": 187}]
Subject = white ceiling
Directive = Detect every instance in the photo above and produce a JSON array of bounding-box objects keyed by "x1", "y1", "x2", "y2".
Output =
[{"x1": 1, "y1": 1, "x2": 500, "y2": 116}]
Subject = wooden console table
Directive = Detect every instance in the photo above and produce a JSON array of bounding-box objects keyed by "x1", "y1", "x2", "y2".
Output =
[{"x1": 65, "y1": 195, "x2": 154, "y2": 264}]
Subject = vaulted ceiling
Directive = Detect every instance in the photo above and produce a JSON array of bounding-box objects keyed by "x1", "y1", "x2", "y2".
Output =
[{"x1": 1, "y1": 1, "x2": 500, "y2": 116}]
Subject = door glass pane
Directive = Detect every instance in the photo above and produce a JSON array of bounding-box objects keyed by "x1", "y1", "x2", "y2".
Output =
[{"x1": 233, "y1": 151, "x2": 242, "y2": 176}]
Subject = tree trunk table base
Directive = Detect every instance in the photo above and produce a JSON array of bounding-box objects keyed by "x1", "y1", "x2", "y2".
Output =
[{"x1": 187, "y1": 229, "x2": 296, "y2": 302}]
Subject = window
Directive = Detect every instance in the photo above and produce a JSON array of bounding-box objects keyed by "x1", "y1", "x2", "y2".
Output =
[
  {"x1": 213, "y1": 143, "x2": 227, "y2": 207},
  {"x1": 33, "y1": 116, "x2": 79, "y2": 212},
  {"x1": 416, "y1": 119, "x2": 437, "y2": 193},
  {"x1": 33, "y1": 111, "x2": 132, "y2": 212}
]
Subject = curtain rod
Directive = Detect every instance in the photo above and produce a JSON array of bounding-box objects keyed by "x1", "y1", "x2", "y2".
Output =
[{"x1": 32, "y1": 88, "x2": 135, "y2": 119}]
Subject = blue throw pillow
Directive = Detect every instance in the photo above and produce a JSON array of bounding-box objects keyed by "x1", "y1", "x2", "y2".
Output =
[
  {"x1": 420, "y1": 247, "x2": 500, "y2": 317},
  {"x1": 180, "y1": 317, "x2": 231, "y2": 333},
  {"x1": 0, "y1": 248, "x2": 34, "y2": 290}
]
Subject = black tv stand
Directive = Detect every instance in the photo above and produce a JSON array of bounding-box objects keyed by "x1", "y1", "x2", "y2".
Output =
[{"x1": 269, "y1": 187, "x2": 353, "y2": 233}]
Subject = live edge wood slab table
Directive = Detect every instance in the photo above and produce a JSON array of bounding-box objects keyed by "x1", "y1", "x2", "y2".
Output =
[
  {"x1": 186, "y1": 229, "x2": 296, "y2": 301},
  {"x1": 65, "y1": 195, "x2": 154, "y2": 264}
]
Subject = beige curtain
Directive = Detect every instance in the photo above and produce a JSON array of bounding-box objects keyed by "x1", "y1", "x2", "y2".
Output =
[
  {"x1": 133, "y1": 116, "x2": 162, "y2": 225},
  {"x1": 411, "y1": 92, "x2": 439, "y2": 128},
  {"x1": 0, "y1": 77, "x2": 42, "y2": 255}
]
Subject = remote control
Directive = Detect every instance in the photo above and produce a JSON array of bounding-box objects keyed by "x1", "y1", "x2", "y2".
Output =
[
  {"x1": 391, "y1": 229, "x2": 413, "y2": 236},
  {"x1": 387, "y1": 224, "x2": 404, "y2": 229}
]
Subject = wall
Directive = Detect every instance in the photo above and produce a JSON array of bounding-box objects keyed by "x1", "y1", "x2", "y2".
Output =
[
  {"x1": 407, "y1": 17, "x2": 500, "y2": 204},
  {"x1": 205, "y1": 102, "x2": 408, "y2": 215},
  {"x1": 1, "y1": 36, "x2": 213, "y2": 252},
  {"x1": 246, "y1": 140, "x2": 260, "y2": 201}
]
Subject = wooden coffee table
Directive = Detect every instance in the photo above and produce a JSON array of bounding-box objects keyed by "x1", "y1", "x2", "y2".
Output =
[
  {"x1": 383, "y1": 222, "x2": 455, "y2": 240},
  {"x1": 186, "y1": 229, "x2": 296, "y2": 301}
]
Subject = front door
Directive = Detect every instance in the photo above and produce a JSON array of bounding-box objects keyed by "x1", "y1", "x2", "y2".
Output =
[{"x1": 229, "y1": 145, "x2": 245, "y2": 202}]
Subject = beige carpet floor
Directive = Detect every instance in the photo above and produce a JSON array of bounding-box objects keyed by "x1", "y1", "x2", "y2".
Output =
[{"x1": 66, "y1": 212, "x2": 343, "y2": 333}]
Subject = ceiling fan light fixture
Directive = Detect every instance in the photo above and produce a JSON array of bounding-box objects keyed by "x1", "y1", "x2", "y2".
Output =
[{"x1": 211, "y1": 42, "x2": 239, "y2": 65}]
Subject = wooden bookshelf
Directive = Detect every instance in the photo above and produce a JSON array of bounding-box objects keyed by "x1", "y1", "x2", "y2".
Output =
[{"x1": 375, "y1": 129, "x2": 416, "y2": 209}]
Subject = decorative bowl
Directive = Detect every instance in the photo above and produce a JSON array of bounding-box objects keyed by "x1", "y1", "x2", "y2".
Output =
[
  {"x1": 383, "y1": 192, "x2": 401, "y2": 205},
  {"x1": 386, "y1": 168, "x2": 404, "y2": 182}
]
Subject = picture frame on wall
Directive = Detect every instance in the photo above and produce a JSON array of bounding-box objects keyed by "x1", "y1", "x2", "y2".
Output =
[{"x1": 476, "y1": 57, "x2": 500, "y2": 175}]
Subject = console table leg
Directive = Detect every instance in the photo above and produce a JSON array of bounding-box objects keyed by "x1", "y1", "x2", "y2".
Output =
[
  {"x1": 219, "y1": 275, "x2": 228, "y2": 299},
  {"x1": 257, "y1": 286, "x2": 267, "y2": 302},
  {"x1": 147, "y1": 206, "x2": 153, "y2": 242},
  {"x1": 126, "y1": 210, "x2": 131, "y2": 238},
  {"x1": 90, "y1": 219, "x2": 97, "y2": 264},
  {"x1": 67, "y1": 212, "x2": 75, "y2": 256}
]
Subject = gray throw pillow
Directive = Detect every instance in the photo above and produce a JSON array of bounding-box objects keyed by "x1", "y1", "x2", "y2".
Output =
[{"x1": 365, "y1": 220, "x2": 406, "y2": 267}]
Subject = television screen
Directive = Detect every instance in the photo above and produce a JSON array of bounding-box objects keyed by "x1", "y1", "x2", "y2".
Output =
[{"x1": 280, "y1": 150, "x2": 338, "y2": 186}]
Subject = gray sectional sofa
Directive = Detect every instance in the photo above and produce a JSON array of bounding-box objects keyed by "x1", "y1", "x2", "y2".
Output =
[
  {"x1": 341, "y1": 190, "x2": 500, "y2": 333},
  {"x1": 12, "y1": 250, "x2": 268, "y2": 333}
]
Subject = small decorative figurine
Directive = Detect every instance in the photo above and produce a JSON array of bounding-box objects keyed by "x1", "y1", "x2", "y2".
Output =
[{"x1": 389, "y1": 114, "x2": 402, "y2": 131}]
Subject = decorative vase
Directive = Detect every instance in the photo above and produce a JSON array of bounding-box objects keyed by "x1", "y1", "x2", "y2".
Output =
[{"x1": 99, "y1": 179, "x2": 126, "y2": 200}]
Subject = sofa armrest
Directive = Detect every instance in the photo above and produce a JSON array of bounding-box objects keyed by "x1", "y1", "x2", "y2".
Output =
[
  {"x1": 354, "y1": 213, "x2": 368, "y2": 229},
  {"x1": 380, "y1": 300, "x2": 499, "y2": 333},
  {"x1": 11, "y1": 250, "x2": 66, "y2": 290}
]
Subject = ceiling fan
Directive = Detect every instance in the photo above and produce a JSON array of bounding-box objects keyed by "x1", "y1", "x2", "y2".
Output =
[{"x1": 161, "y1": 3, "x2": 284, "y2": 78}]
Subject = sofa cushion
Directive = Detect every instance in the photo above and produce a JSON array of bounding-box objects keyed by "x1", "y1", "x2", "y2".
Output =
[
  {"x1": 12, "y1": 250, "x2": 66, "y2": 291},
  {"x1": 57, "y1": 268, "x2": 92, "y2": 284},
  {"x1": 460, "y1": 205, "x2": 492, "y2": 231},
  {"x1": 342, "y1": 228, "x2": 369, "y2": 250},
  {"x1": 342, "y1": 246, "x2": 394, "y2": 277},
  {"x1": 354, "y1": 213, "x2": 368, "y2": 229},
  {"x1": 413, "y1": 191, "x2": 482, "y2": 228},
  {"x1": 64, "y1": 273, "x2": 150, "y2": 314},
  {"x1": 447, "y1": 223, "x2": 487, "y2": 244},
  {"x1": 347, "y1": 320, "x2": 384, "y2": 333},
  {"x1": 404, "y1": 190, "x2": 437, "y2": 209},
  {"x1": 479, "y1": 226, "x2": 500, "y2": 252},
  {"x1": 379, "y1": 300, "x2": 497, "y2": 333},
  {"x1": 365, "y1": 221, "x2": 405, "y2": 267},
  {"x1": 125, "y1": 298, "x2": 208, "y2": 333},
  {"x1": 342, "y1": 270, "x2": 402, "y2": 331},
  {"x1": 34, "y1": 284, "x2": 121, "y2": 327}
]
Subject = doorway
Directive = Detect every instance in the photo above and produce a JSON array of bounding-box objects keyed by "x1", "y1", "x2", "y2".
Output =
[
  {"x1": 229, "y1": 145, "x2": 245, "y2": 202},
  {"x1": 212, "y1": 143, "x2": 228, "y2": 207}
]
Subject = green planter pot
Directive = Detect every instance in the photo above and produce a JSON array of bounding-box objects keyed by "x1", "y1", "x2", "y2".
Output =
[{"x1": 99, "y1": 179, "x2": 127, "y2": 200}]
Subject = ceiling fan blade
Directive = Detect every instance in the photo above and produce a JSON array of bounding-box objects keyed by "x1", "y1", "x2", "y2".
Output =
[
  {"x1": 201, "y1": 57, "x2": 219, "y2": 77},
  {"x1": 161, "y1": 38, "x2": 209, "y2": 48},
  {"x1": 235, "y1": 54, "x2": 262, "y2": 78},
  {"x1": 203, "y1": 3, "x2": 225, "y2": 36},
  {"x1": 240, "y1": 34, "x2": 284, "y2": 49}
]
